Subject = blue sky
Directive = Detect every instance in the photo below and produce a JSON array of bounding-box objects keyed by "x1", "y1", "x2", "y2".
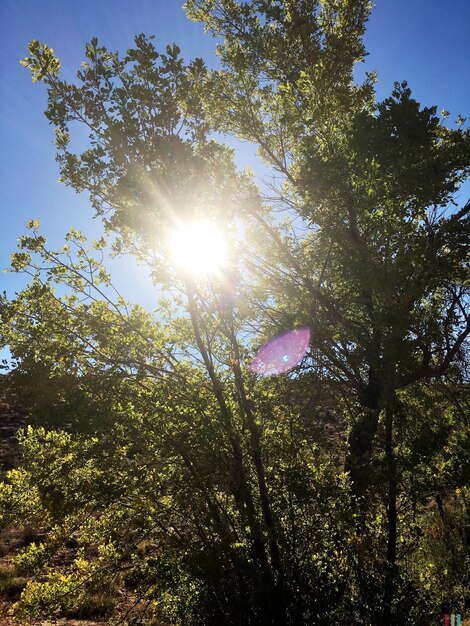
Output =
[{"x1": 1, "y1": 0, "x2": 469, "y2": 348}]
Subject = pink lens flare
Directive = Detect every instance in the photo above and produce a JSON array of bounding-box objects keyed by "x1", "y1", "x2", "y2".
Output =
[{"x1": 250, "y1": 327, "x2": 311, "y2": 377}]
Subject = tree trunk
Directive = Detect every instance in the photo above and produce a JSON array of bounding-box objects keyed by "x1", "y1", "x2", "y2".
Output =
[
  {"x1": 345, "y1": 367, "x2": 382, "y2": 499},
  {"x1": 186, "y1": 283, "x2": 286, "y2": 624},
  {"x1": 227, "y1": 314, "x2": 289, "y2": 624},
  {"x1": 382, "y1": 393, "x2": 397, "y2": 626}
]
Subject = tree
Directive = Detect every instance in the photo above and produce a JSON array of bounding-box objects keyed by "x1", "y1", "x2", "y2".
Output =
[{"x1": 1, "y1": 1, "x2": 469, "y2": 624}]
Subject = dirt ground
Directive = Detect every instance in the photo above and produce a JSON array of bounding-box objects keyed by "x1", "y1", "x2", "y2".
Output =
[{"x1": 0, "y1": 606, "x2": 107, "y2": 626}]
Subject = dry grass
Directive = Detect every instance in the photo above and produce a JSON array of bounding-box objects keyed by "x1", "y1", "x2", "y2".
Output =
[
  {"x1": 65, "y1": 593, "x2": 116, "y2": 620},
  {"x1": 0, "y1": 563, "x2": 27, "y2": 600},
  {"x1": 0, "y1": 539, "x2": 8, "y2": 557},
  {"x1": 0, "y1": 563, "x2": 16, "y2": 579}
]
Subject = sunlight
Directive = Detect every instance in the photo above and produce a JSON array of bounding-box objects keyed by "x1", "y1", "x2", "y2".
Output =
[{"x1": 170, "y1": 220, "x2": 228, "y2": 276}]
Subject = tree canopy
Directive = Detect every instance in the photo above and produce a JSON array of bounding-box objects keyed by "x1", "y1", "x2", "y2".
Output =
[{"x1": 1, "y1": 1, "x2": 469, "y2": 624}]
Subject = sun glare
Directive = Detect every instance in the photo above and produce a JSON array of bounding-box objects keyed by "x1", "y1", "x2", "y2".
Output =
[{"x1": 170, "y1": 220, "x2": 228, "y2": 277}]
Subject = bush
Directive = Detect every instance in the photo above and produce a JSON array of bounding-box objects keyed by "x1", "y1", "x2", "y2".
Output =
[{"x1": 0, "y1": 565, "x2": 27, "y2": 600}]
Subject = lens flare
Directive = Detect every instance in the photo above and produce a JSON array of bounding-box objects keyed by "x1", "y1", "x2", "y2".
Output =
[{"x1": 250, "y1": 327, "x2": 311, "y2": 376}]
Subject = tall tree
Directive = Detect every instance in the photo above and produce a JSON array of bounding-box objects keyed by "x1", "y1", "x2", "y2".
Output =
[{"x1": 1, "y1": 1, "x2": 469, "y2": 624}]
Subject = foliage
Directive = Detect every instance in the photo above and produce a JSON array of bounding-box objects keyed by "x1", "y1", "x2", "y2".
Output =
[{"x1": 0, "y1": 1, "x2": 469, "y2": 624}]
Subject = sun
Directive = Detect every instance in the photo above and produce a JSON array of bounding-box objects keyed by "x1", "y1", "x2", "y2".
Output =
[{"x1": 170, "y1": 220, "x2": 228, "y2": 277}]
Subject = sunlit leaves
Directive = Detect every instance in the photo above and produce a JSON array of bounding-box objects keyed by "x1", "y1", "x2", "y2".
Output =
[
  {"x1": 6, "y1": 2, "x2": 470, "y2": 623},
  {"x1": 20, "y1": 33, "x2": 243, "y2": 258},
  {"x1": 20, "y1": 40, "x2": 61, "y2": 83}
]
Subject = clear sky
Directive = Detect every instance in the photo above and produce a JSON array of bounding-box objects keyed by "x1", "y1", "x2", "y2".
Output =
[{"x1": 1, "y1": 0, "x2": 469, "y2": 348}]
